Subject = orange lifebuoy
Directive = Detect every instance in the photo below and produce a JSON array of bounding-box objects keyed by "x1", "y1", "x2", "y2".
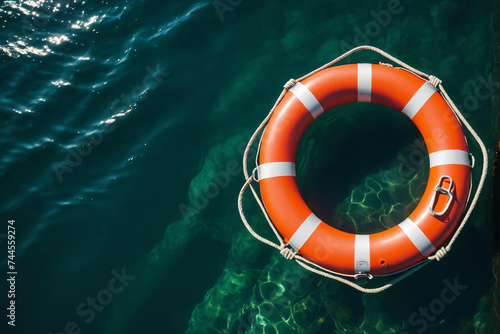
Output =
[{"x1": 258, "y1": 64, "x2": 471, "y2": 277}]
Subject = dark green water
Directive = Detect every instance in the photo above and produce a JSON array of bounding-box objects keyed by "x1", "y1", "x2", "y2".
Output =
[{"x1": 0, "y1": 0, "x2": 499, "y2": 333}]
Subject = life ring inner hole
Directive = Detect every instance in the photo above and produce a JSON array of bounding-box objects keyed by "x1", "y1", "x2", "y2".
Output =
[{"x1": 295, "y1": 102, "x2": 430, "y2": 234}]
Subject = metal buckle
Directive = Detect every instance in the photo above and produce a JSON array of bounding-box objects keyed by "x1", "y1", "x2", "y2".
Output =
[
  {"x1": 354, "y1": 272, "x2": 373, "y2": 280},
  {"x1": 428, "y1": 175, "x2": 454, "y2": 217},
  {"x1": 469, "y1": 153, "x2": 475, "y2": 168},
  {"x1": 378, "y1": 62, "x2": 393, "y2": 68},
  {"x1": 252, "y1": 166, "x2": 260, "y2": 182}
]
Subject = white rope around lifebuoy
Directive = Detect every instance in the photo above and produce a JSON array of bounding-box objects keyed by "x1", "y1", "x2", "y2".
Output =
[
  {"x1": 427, "y1": 82, "x2": 489, "y2": 260},
  {"x1": 237, "y1": 45, "x2": 488, "y2": 293}
]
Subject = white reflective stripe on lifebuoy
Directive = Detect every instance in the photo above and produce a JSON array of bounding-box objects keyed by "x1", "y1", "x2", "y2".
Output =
[
  {"x1": 288, "y1": 213, "x2": 322, "y2": 252},
  {"x1": 257, "y1": 162, "x2": 295, "y2": 180},
  {"x1": 398, "y1": 218, "x2": 436, "y2": 256},
  {"x1": 354, "y1": 234, "x2": 370, "y2": 273},
  {"x1": 289, "y1": 82, "x2": 324, "y2": 119},
  {"x1": 357, "y1": 63, "x2": 372, "y2": 102},
  {"x1": 401, "y1": 82, "x2": 437, "y2": 119},
  {"x1": 429, "y1": 149, "x2": 470, "y2": 168}
]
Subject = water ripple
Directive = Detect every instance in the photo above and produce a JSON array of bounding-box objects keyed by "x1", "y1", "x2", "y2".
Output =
[{"x1": 146, "y1": 2, "x2": 209, "y2": 42}]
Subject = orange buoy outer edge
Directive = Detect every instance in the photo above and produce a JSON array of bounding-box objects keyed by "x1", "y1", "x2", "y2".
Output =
[{"x1": 258, "y1": 64, "x2": 471, "y2": 277}]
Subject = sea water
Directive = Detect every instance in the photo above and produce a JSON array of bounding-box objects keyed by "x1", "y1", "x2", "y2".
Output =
[{"x1": 0, "y1": 0, "x2": 498, "y2": 333}]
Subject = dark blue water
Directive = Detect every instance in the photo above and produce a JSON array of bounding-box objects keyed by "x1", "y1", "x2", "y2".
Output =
[{"x1": 1, "y1": 0, "x2": 499, "y2": 333}]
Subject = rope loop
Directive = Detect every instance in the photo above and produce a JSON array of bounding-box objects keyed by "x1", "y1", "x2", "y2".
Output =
[
  {"x1": 434, "y1": 247, "x2": 448, "y2": 261},
  {"x1": 284, "y1": 78, "x2": 298, "y2": 90},
  {"x1": 428, "y1": 75, "x2": 442, "y2": 88}
]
